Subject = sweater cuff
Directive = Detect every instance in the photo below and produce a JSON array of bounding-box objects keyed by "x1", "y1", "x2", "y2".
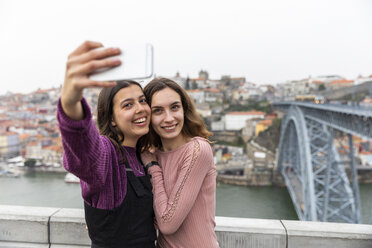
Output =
[
  {"x1": 57, "y1": 98, "x2": 92, "y2": 130},
  {"x1": 148, "y1": 164, "x2": 162, "y2": 175}
]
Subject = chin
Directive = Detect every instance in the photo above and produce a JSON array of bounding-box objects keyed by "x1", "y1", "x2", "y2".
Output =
[
  {"x1": 139, "y1": 129, "x2": 149, "y2": 136},
  {"x1": 161, "y1": 132, "x2": 181, "y2": 140}
]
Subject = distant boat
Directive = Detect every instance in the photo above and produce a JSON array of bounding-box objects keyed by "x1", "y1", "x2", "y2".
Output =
[
  {"x1": 64, "y1": 173, "x2": 80, "y2": 183},
  {"x1": 0, "y1": 170, "x2": 20, "y2": 178}
]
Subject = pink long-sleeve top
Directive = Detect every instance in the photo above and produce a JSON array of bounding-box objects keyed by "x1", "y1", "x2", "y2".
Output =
[{"x1": 148, "y1": 137, "x2": 219, "y2": 248}]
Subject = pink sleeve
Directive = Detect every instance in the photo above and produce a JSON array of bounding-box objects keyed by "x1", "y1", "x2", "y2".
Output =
[{"x1": 148, "y1": 139, "x2": 213, "y2": 235}]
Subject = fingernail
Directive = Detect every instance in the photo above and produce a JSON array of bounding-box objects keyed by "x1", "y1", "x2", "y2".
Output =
[
  {"x1": 112, "y1": 59, "x2": 121, "y2": 65},
  {"x1": 111, "y1": 48, "x2": 120, "y2": 53}
]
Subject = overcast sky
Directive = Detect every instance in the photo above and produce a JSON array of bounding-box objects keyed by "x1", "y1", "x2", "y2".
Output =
[{"x1": 0, "y1": 0, "x2": 371, "y2": 94}]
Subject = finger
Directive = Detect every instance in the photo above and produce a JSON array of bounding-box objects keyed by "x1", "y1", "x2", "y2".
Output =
[
  {"x1": 79, "y1": 47, "x2": 121, "y2": 64},
  {"x1": 66, "y1": 47, "x2": 121, "y2": 70},
  {"x1": 70, "y1": 58, "x2": 121, "y2": 76},
  {"x1": 79, "y1": 80, "x2": 117, "y2": 89},
  {"x1": 69, "y1": 41, "x2": 103, "y2": 57}
]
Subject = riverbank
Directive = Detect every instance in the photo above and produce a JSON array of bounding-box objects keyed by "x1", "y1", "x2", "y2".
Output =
[
  {"x1": 0, "y1": 162, "x2": 67, "y2": 175},
  {"x1": 21, "y1": 165, "x2": 66, "y2": 173},
  {"x1": 217, "y1": 165, "x2": 285, "y2": 187},
  {"x1": 217, "y1": 173, "x2": 285, "y2": 187},
  {"x1": 217, "y1": 167, "x2": 372, "y2": 187}
]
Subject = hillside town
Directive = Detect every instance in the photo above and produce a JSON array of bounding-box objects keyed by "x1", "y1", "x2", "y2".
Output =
[{"x1": 1, "y1": 71, "x2": 372, "y2": 185}]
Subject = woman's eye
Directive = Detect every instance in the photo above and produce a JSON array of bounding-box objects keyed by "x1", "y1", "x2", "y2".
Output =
[
  {"x1": 152, "y1": 109, "x2": 162, "y2": 114},
  {"x1": 172, "y1": 105, "x2": 180, "y2": 110},
  {"x1": 123, "y1": 103, "x2": 132, "y2": 108},
  {"x1": 140, "y1": 99, "x2": 147, "y2": 103}
]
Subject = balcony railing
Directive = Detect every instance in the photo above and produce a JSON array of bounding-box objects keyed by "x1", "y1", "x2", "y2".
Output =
[{"x1": 0, "y1": 205, "x2": 371, "y2": 248}]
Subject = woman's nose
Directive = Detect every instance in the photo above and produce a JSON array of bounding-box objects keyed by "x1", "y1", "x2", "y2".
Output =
[
  {"x1": 164, "y1": 110, "x2": 174, "y2": 122},
  {"x1": 135, "y1": 102, "x2": 145, "y2": 113}
]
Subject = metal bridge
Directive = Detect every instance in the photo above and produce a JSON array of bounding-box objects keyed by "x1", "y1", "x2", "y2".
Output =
[{"x1": 274, "y1": 102, "x2": 372, "y2": 224}]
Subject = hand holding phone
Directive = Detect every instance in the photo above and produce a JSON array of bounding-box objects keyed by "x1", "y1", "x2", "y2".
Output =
[
  {"x1": 89, "y1": 43, "x2": 154, "y2": 81},
  {"x1": 62, "y1": 41, "x2": 120, "y2": 121}
]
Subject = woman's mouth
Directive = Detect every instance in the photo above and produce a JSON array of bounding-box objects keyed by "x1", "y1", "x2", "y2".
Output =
[
  {"x1": 162, "y1": 124, "x2": 177, "y2": 131},
  {"x1": 133, "y1": 117, "x2": 147, "y2": 126}
]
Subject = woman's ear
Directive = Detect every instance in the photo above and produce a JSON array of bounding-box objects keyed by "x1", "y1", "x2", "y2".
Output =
[{"x1": 111, "y1": 119, "x2": 117, "y2": 127}]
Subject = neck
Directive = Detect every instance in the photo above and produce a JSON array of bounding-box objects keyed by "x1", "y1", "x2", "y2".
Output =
[
  {"x1": 122, "y1": 137, "x2": 138, "y2": 148},
  {"x1": 161, "y1": 134, "x2": 189, "y2": 152}
]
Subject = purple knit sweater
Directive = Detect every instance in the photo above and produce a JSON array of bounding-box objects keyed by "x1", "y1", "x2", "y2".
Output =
[{"x1": 57, "y1": 98, "x2": 145, "y2": 209}]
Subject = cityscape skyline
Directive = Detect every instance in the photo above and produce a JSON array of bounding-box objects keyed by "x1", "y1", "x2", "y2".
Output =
[{"x1": 1, "y1": 0, "x2": 372, "y2": 95}]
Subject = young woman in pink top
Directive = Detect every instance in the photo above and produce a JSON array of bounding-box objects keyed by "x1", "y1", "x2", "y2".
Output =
[{"x1": 141, "y1": 78, "x2": 219, "y2": 248}]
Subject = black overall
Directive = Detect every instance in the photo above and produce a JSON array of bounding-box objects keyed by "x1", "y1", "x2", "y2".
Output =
[{"x1": 84, "y1": 160, "x2": 157, "y2": 248}]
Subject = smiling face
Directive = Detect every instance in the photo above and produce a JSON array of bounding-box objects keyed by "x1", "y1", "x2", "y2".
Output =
[
  {"x1": 111, "y1": 84, "x2": 151, "y2": 147},
  {"x1": 150, "y1": 87, "x2": 187, "y2": 150}
]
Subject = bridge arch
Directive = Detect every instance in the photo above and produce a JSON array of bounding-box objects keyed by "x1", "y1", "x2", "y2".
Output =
[
  {"x1": 277, "y1": 106, "x2": 316, "y2": 221},
  {"x1": 277, "y1": 105, "x2": 360, "y2": 223}
]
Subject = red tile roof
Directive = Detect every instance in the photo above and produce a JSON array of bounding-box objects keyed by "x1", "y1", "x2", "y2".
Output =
[
  {"x1": 257, "y1": 119, "x2": 272, "y2": 126},
  {"x1": 187, "y1": 89, "x2": 202, "y2": 93},
  {"x1": 227, "y1": 111, "x2": 265, "y2": 116},
  {"x1": 331, "y1": 79, "x2": 354, "y2": 85},
  {"x1": 43, "y1": 145, "x2": 63, "y2": 152}
]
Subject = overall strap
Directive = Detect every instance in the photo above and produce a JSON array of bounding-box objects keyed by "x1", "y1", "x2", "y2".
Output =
[{"x1": 124, "y1": 157, "x2": 147, "y2": 197}]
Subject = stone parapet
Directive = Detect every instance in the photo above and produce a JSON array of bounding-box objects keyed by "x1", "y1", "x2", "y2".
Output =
[
  {"x1": 216, "y1": 217, "x2": 286, "y2": 247},
  {"x1": 283, "y1": 220, "x2": 372, "y2": 248},
  {"x1": 50, "y1": 208, "x2": 90, "y2": 247},
  {"x1": 0, "y1": 205, "x2": 371, "y2": 248},
  {"x1": 0, "y1": 205, "x2": 58, "y2": 247}
]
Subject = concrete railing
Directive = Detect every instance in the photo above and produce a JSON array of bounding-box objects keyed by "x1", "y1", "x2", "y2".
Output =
[{"x1": 0, "y1": 205, "x2": 371, "y2": 248}]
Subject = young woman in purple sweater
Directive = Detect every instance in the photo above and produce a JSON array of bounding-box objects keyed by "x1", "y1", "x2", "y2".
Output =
[{"x1": 58, "y1": 41, "x2": 156, "y2": 247}]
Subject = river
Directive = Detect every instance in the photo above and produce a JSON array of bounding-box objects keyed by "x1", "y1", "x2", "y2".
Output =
[{"x1": 1, "y1": 171, "x2": 371, "y2": 223}]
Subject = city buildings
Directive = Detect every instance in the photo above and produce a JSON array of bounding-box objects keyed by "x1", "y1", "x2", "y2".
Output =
[{"x1": 0, "y1": 71, "x2": 371, "y2": 179}]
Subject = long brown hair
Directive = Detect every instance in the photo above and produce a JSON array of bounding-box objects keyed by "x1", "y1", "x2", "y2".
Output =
[
  {"x1": 142, "y1": 77, "x2": 212, "y2": 150},
  {"x1": 97, "y1": 80, "x2": 144, "y2": 163}
]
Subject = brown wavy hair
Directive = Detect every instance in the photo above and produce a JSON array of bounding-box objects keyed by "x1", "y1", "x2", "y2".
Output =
[
  {"x1": 141, "y1": 77, "x2": 212, "y2": 151},
  {"x1": 97, "y1": 80, "x2": 145, "y2": 163}
]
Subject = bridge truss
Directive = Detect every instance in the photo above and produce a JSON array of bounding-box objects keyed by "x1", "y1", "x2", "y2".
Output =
[{"x1": 275, "y1": 103, "x2": 372, "y2": 224}]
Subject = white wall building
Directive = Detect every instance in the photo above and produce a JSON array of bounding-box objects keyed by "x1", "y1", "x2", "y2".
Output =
[
  {"x1": 211, "y1": 120, "x2": 225, "y2": 131},
  {"x1": 196, "y1": 108, "x2": 212, "y2": 118},
  {"x1": 225, "y1": 111, "x2": 265, "y2": 131},
  {"x1": 0, "y1": 133, "x2": 20, "y2": 159},
  {"x1": 281, "y1": 79, "x2": 310, "y2": 99},
  {"x1": 186, "y1": 90, "x2": 205, "y2": 103}
]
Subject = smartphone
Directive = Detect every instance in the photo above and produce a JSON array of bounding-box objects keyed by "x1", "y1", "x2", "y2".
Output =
[{"x1": 89, "y1": 43, "x2": 154, "y2": 81}]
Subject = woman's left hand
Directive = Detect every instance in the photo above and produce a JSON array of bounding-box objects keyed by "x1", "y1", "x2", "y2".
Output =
[{"x1": 141, "y1": 150, "x2": 157, "y2": 165}]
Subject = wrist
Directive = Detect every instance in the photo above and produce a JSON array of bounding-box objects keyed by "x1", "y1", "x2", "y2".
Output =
[
  {"x1": 145, "y1": 161, "x2": 160, "y2": 173},
  {"x1": 61, "y1": 98, "x2": 84, "y2": 121}
]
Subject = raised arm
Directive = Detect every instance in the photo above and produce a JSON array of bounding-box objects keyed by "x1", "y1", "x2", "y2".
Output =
[
  {"x1": 58, "y1": 41, "x2": 121, "y2": 187},
  {"x1": 148, "y1": 139, "x2": 214, "y2": 234}
]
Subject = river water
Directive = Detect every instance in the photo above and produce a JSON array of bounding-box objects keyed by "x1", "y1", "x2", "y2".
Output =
[{"x1": 1, "y1": 172, "x2": 371, "y2": 223}]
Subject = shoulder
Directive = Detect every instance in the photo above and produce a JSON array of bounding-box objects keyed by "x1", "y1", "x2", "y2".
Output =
[
  {"x1": 101, "y1": 135, "x2": 113, "y2": 146},
  {"x1": 188, "y1": 137, "x2": 213, "y2": 163},
  {"x1": 190, "y1": 137, "x2": 212, "y2": 153}
]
